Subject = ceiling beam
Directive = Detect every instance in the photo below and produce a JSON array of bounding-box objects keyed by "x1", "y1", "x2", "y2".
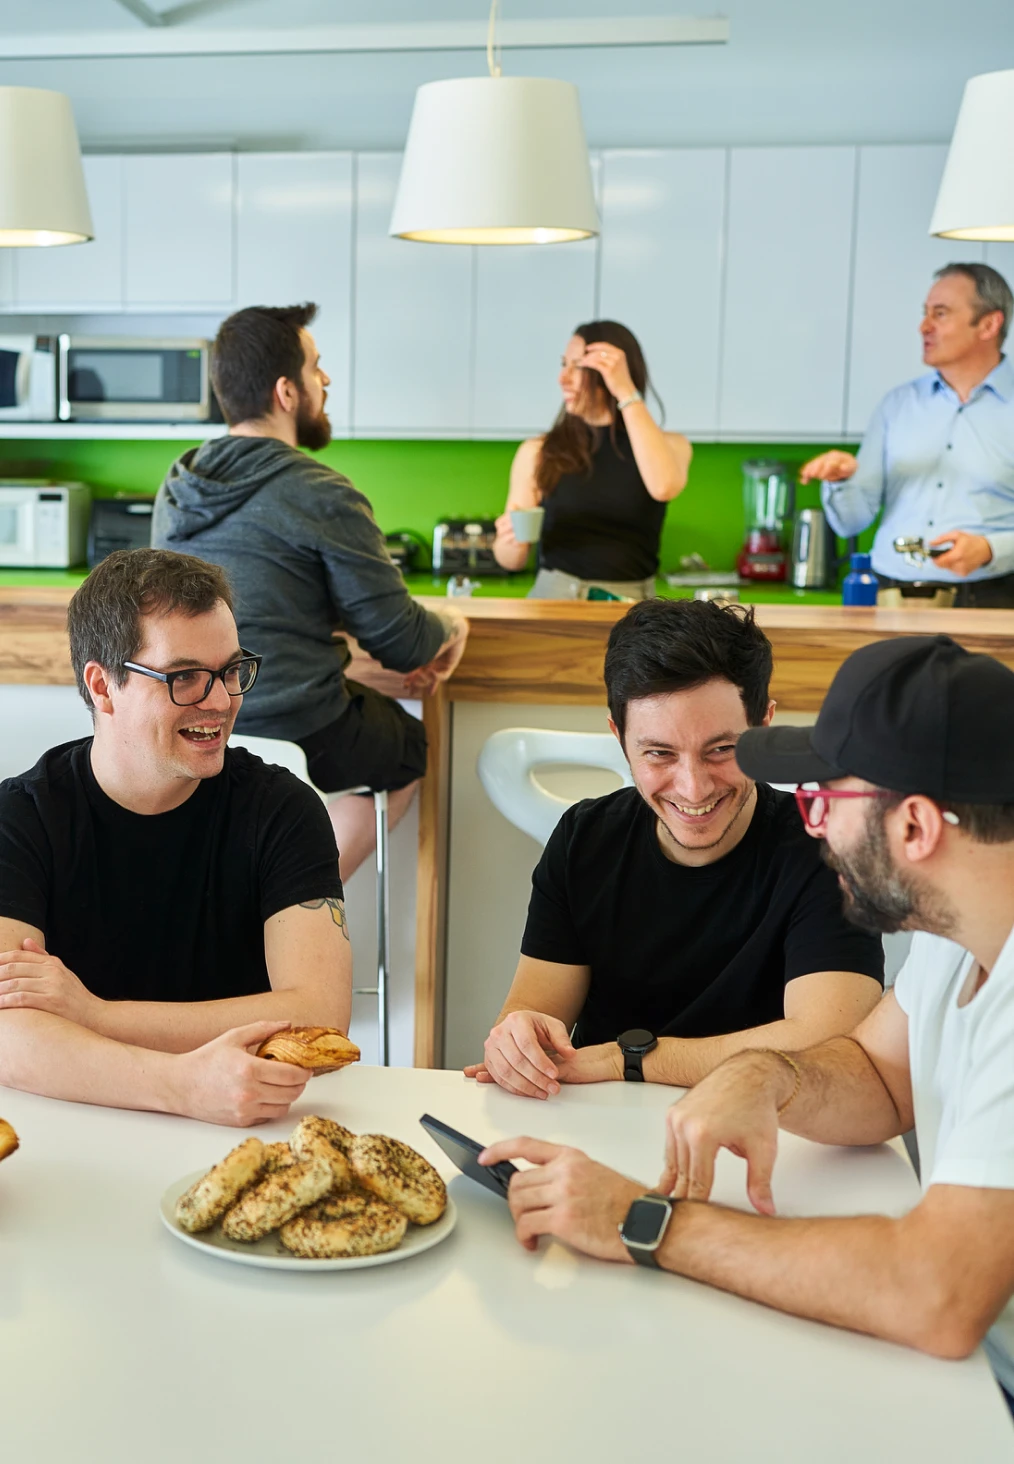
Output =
[{"x1": 0, "y1": 15, "x2": 729, "y2": 61}]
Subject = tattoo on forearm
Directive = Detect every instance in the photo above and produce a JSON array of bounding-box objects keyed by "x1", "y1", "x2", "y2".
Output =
[{"x1": 299, "y1": 897, "x2": 350, "y2": 940}]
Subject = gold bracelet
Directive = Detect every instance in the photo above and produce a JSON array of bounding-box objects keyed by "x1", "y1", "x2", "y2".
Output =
[{"x1": 769, "y1": 1049, "x2": 802, "y2": 1117}]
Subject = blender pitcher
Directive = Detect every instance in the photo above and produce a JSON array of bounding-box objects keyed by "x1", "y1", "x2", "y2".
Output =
[{"x1": 737, "y1": 459, "x2": 794, "y2": 582}]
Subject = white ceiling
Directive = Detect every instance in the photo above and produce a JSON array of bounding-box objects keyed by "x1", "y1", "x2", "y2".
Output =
[{"x1": 0, "y1": 1, "x2": 1012, "y2": 152}]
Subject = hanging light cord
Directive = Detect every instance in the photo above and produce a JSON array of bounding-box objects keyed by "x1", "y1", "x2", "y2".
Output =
[{"x1": 486, "y1": 0, "x2": 502, "y2": 77}]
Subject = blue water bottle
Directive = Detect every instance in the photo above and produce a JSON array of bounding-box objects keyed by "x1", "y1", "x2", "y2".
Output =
[{"x1": 842, "y1": 551, "x2": 878, "y2": 606}]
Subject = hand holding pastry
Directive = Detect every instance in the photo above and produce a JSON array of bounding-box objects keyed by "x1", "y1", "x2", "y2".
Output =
[{"x1": 255, "y1": 1026, "x2": 360, "y2": 1075}]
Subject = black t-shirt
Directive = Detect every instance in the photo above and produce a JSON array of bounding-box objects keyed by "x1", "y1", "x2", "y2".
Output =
[
  {"x1": 0, "y1": 741, "x2": 343, "y2": 1003},
  {"x1": 540, "y1": 420, "x2": 667, "y2": 581},
  {"x1": 521, "y1": 783, "x2": 884, "y2": 1046}
]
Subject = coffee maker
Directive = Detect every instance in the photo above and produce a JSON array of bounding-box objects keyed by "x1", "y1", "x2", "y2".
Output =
[{"x1": 736, "y1": 459, "x2": 794, "y2": 582}]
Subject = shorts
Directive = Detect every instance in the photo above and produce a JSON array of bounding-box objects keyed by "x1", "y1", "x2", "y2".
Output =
[
  {"x1": 527, "y1": 567, "x2": 657, "y2": 601},
  {"x1": 294, "y1": 680, "x2": 428, "y2": 795}
]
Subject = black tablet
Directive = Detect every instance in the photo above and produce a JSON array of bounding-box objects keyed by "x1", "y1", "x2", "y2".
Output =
[{"x1": 419, "y1": 1114, "x2": 518, "y2": 1199}]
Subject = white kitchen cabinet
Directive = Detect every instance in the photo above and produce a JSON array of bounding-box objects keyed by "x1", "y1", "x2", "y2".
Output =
[
  {"x1": 123, "y1": 154, "x2": 235, "y2": 310},
  {"x1": 984, "y1": 242, "x2": 1014, "y2": 298},
  {"x1": 599, "y1": 149, "x2": 726, "y2": 437},
  {"x1": 471, "y1": 237, "x2": 598, "y2": 437},
  {"x1": 14, "y1": 156, "x2": 124, "y2": 310},
  {"x1": 720, "y1": 146, "x2": 856, "y2": 438},
  {"x1": 846, "y1": 146, "x2": 986, "y2": 436},
  {"x1": 470, "y1": 154, "x2": 600, "y2": 437},
  {"x1": 236, "y1": 152, "x2": 353, "y2": 432},
  {"x1": 353, "y1": 152, "x2": 473, "y2": 435},
  {"x1": 0, "y1": 251, "x2": 13, "y2": 307}
]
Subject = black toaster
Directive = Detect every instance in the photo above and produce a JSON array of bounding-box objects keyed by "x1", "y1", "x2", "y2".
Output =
[{"x1": 87, "y1": 497, "x2": 155, "y2": 567}]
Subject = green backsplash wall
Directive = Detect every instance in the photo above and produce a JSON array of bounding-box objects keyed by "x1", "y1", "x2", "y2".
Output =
[{"x1": 0, "y1": 437, "x2": 862, "y2": 572}]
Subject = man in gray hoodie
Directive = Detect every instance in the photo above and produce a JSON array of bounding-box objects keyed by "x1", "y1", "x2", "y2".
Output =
[{"x1": 152, "y1": 302, "x2": 466, "y2": 878}]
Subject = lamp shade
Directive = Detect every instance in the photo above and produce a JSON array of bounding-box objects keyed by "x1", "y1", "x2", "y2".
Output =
[
  {"x1": 390, "y1": 77, "x2": 598, "y2": 244},
  {"x1": 0, "y1": 87, "x2": 93, "y2": 247},
  {"x1": 930, "y1": 69, "x2": 1014, "y2": 241}
]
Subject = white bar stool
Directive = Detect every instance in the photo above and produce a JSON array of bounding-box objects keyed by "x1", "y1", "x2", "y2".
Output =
[
  {"x1": 229, "y1": 734, "x2": 391, "y2": 1066},
  {"x1": 476, "y1": 727, "x2": 633, "y2": 846}
]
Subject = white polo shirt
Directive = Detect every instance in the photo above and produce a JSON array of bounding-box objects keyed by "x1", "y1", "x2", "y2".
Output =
[{"x1": 894, "y1": 928, "x2": 1014, "y2": 1392}]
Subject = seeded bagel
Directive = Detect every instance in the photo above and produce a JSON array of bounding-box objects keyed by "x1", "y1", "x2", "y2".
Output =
[
  {"x1": 262, "y1": 1141, "x2": 298, "y2": 1173},
  {"x1": 175, "y1": 1137, "x2": 267, "y2": 1233},
  {"x1": 289, "y1": 1115, "x2": 355, "y2": 1190},
  {"x1": 348, "y1": 1134, "x2": 447, "y2": 1226},
  {"x1": 221, "y1": 1153, "x2": 331, "y2": 1242},
  {"x1": 279, "y1": 1191, "x2": 408, "y2": 1259}
]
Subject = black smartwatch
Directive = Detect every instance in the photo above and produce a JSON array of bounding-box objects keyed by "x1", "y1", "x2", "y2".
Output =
[
  {"x1": 619, "y1": 1191, "x2": 675, "y2": 1268},
  {"x1": 617, "y1": 1028, "x2": 658, "y2": 1082}
]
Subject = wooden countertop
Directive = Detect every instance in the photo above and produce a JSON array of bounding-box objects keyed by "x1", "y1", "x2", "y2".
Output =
[
  {"x1": 416, "y1": 597, "x2": 1014, "y2": 709},
  {"x1": 4, "y1": 585, "x2": 1014, "y2": 710}
]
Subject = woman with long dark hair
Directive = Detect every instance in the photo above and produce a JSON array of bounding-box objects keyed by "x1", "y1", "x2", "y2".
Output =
[{"x1": 493, "y1": 321, "x2": 691, "y2": 597}]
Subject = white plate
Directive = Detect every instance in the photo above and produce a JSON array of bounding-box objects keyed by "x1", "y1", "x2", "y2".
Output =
[{"x1": 160, "y1": 1170, "x2": 457, "y2": 1272}]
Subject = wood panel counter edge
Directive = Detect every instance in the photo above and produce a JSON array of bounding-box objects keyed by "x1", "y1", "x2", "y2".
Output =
[{"x1": 5, "y1": 587, "x2": 1014, "y2": 1068}]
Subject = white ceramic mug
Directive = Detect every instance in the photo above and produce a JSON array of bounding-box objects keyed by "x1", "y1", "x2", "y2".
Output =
[{"x1": 510, "y1": 507, "x2": 545, "y2": 543}]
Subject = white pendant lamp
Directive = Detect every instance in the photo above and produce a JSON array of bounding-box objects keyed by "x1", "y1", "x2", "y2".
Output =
[
  {"x1": 930, "y1": 68, "x2": 1014, "y2": 241},
  {"x1": 0, "y1": 87, "x2": 93, "y2": 247},
  {"x1": 390, "y1": 2, "x2": 598, "y2": 245}
]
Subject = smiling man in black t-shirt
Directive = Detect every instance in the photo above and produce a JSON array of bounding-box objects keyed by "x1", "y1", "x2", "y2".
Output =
[
  {"x1": 0, "y1": 548, "x2": 351, "y2": 1126},
  {"x1": 465, "y1": 598, "x2": 884, "y2": 1099}
]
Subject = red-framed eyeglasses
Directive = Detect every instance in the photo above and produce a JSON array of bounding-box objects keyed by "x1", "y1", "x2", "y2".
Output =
[{"x1": 793, "y1": 787, "x2": 895, "y2": 830}]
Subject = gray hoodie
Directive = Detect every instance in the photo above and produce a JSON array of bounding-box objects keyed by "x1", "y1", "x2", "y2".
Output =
[{"x1": 152, "y1": 435, "x2": 446, "y2": 740}]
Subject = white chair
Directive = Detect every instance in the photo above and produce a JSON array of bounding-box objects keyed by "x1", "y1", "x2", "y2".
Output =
[
  {"x1": 477, "y1": 727, "x2": 633, "y2": 846},
  {"x1": 229, "y1": 734, "x2": 391, "y2": 1066}
]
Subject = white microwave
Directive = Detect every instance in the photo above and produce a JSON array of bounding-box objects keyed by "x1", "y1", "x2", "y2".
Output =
[
  {"x1": 0, "y1": 336, "x2": 58, "y2": 422},
  {"x1": 0, "y1": 482, "x2": 91, "y2": 567}
]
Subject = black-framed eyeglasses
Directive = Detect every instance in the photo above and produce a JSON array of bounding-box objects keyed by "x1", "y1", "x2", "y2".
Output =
[{"x1": 121, "y1": 649, "x2": 262, "y2": 707}]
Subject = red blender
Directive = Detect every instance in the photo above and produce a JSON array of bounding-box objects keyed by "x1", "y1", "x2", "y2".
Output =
[{"x1": 736, "y1": 459, "x2": 794, "y2": 582}]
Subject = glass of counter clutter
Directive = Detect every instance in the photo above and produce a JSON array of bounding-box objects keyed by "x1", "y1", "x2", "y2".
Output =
[
  {"x1": 447, "y1": 574, "x2": 477, "y2": 597},
  {"x1": 510, "y1": 507, "x2": 545, "y2": 543}
]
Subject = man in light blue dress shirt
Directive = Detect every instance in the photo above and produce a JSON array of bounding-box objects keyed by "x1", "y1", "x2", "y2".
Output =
[{"x1": 800, "y1": 263, "x2": 1014, "y2": 607}]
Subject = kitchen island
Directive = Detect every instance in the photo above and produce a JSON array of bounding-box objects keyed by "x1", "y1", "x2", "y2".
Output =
[{"x1": 2, "y1": 581, "x2": 1014, "y2": 1066}]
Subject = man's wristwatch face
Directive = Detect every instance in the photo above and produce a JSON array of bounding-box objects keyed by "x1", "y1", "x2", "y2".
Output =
[
  {"x1": 620, "y1": 1193, "x2": 673, "y2": 1267},
  {"x1": 617, "y1": 1028, "x2": 658, "y2": 1081}
]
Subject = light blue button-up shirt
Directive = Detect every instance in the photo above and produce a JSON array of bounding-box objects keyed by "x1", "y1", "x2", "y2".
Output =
[{"x1": 821, "y1": 356, "x2": 1014, "y2": 581}]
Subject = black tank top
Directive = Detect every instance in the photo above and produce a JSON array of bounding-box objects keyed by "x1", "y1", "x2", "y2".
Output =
[{"x1": 539, "y1": 421, "x2": 665, "y2": 581}]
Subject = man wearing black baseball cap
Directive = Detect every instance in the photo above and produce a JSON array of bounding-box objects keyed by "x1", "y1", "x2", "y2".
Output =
[{"x1": 480, "y1": 634, "x2": 1014, "y2": 1418}]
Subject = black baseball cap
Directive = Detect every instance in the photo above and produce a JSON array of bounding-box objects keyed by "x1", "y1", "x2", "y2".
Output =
[{"x1": 736, "y1": 634, "x2": 1014, "y2": 802}]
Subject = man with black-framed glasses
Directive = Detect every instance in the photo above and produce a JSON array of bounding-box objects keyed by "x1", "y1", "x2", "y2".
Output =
[
  {"x1": 483, "y1": 634, "x2": 1014, "y2": 1417},
  {"x1": 0, "y1": 548, "x2": 352, "y2": 1127}
]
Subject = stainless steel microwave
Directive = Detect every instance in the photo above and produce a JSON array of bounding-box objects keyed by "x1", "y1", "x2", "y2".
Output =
[{"x1": 57, "y1": 335, "x2": 213, "y2": 422}]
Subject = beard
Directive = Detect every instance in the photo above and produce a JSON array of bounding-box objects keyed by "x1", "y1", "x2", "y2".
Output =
[
  {"x1": 822, "y1": 810, "x2": 956, "y2": 939},
  {"x1": 295, "y1": 390, "x2": 332, "y2": 451}
]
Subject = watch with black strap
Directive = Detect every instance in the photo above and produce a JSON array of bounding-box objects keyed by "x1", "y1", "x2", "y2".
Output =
[
  {"x1": 619, "y1": 1191, "x2": 676, "y2": 1268},
  {"x1": 617, "y1": 1027, "x2": 658, "y2": 1082}
]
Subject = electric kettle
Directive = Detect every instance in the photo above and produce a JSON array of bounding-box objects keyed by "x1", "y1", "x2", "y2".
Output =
[{"x1": 790, "y1": 508, "x2": 832, "y2": 588}]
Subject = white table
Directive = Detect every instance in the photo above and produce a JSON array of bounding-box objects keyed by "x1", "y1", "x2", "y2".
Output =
[{"x1": 1, "y1": 1067, "x2": 1011, "y2": 1462}]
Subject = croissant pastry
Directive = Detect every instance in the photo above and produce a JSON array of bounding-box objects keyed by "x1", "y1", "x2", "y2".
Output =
[
  {"x1": 0, "y1": 1118, "x2": 18, "y2": 1163},
  {"x1": 256, "y1": 1027, "x2": 360, "y2": 1075}
]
